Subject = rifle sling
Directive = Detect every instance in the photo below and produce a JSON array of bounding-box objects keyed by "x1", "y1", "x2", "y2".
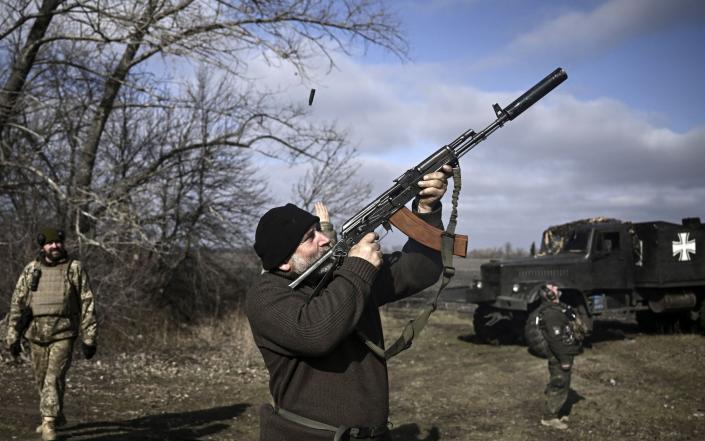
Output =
[{"x1": 358, "y1": 165, "x2": 464, "y2": 360}]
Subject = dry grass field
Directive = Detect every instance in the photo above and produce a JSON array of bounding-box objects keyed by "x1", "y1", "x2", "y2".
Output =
[{"x1": 2, "y1": 306, "x2": 704, "y2": 441}]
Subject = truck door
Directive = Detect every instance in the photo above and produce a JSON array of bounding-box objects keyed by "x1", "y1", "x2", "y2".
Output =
[{"x1": 590, "y1": 229, "x2": 634, "y2": 290}]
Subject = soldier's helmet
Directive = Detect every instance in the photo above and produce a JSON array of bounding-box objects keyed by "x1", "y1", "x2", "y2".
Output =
[
  {"x1": 539, "y1": 283, "x2": 561, "y2": 302},
  {"x1": 37, "y1": 227, "x2": 65, "y2": 247}
]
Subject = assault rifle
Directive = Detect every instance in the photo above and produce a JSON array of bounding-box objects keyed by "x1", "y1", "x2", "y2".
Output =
[{"x1": 290, "y1": 67, "x2": 568, "y2": 290}]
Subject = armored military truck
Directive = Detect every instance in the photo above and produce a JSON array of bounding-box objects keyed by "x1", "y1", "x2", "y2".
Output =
[{"x1": 467, "y1": 217, "x2": 705, "y2": 344}]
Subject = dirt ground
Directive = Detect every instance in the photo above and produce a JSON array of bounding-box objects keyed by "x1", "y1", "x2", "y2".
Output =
[{"x1": 1, "y1": 308, "x2": 704, "y2": 441}]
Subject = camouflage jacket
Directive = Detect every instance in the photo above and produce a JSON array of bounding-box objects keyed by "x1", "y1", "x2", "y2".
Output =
[{"x1": 5, "y1": 257, "x2": 97, "y2": 346}]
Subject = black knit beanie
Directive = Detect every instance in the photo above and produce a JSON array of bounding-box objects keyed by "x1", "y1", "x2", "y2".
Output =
[
  {"x1": 254, "y1": 204, "x2": 319, "y2": 270},
  {"x1": 37, "y1": 227, "x2": 65, "y2": 247}
]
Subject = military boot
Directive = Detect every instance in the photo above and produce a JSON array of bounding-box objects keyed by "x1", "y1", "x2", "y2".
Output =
[
  {"x1": 40, "y1": 417, "x2": 57, "y2": 441},
  {"x1": 36, "y1": 414, "x2": 65, "y2": 434},
  {"x1": 541, "y1": 417, "x2": 568, "y2": 430}
]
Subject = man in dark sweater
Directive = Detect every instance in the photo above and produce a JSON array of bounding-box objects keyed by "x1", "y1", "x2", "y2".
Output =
[{"x1": 246, "y1": 165, "x2": 452, "y2": 441}]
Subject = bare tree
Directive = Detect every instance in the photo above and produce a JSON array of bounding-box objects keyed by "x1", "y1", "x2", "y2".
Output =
[
  {"x1": 0, "y1": 0, "x2": 406, "y2": 230},
  {"x1": 293, "y1": 142, "x2": 373, "y2": 225},
  {"x1": 0, "y1": 0, "x2": 64, "y2": 151},
  {"x1": 0, "y1": 0, "x2": 407, "y2": 321}
]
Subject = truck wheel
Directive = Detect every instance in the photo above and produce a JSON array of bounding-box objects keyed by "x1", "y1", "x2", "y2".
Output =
[
  {"x1": 512, "y1": 311, "x2": 528, "y2": 346},
  {"x1": 473, "y1": 305, "x2": 518, "y2": 345},
  {"x1": 699, "y1": 301, "x2": 705, "y2": 334},
  {"x1": 524, "y1": 308, "x2": 549, "y2": 358}
]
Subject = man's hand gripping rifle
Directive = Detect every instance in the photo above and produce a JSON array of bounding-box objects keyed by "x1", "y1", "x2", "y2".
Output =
[{"x1": 290, "y1": 68, "x2": 568, "y2": 290}]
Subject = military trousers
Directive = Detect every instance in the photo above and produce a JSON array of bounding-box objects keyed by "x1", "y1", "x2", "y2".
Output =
[
  {"x1": 543, "y1": 354, "x2": 572, "y2": 419},
  {"x1": 29, "y1": 338, "x2": 74, "y2": 418}
]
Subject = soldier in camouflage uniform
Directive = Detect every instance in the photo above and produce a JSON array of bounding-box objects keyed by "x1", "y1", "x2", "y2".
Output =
[
  {"x1": 5, "y1": 227, "x2": 98, "y2": 441},
  {"x1": 537, "y1": 283, "x2": 581, "y2": 430}
]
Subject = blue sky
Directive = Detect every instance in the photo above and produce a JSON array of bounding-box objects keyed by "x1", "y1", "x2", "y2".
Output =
[
  {"x1": 259, "y1": 0, "x2": 705, "y2": 250},
  {"x1": 390, "y1": 0, "x2": 705, "y2": 131}
]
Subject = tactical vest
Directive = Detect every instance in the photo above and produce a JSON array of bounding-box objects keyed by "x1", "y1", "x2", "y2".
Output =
[{"x1": 29, "y1": 261, "x2": 78, "y2": 317}]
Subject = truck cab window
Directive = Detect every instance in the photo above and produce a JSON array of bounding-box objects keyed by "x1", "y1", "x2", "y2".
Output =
[
  {"x1": 563, "y1": 230, "x2": 589, "y2": 253},
  {"x1": 597, "y1": 232, "x2": 620, "y2": 253}
]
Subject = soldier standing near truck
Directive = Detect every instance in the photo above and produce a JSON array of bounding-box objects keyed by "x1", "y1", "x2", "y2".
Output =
[
  {"x1": 537, "y1": 283, "x2": 582, "y2": 430},
  {"x1": 4, "y1": 227, "x2": 98, "y2": 441}
]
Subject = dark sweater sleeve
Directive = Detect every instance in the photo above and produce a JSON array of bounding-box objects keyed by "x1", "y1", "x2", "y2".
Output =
[
  {"x1": 373, "y1": 203, "x2": 444, "y2": 306},
  {"x1": 246, "y1": 257, "x2": 378, "y2": 357}
]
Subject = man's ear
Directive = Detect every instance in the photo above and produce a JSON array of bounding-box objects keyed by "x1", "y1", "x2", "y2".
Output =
[{"x1": 278, "y1": 261, "x2": 292, "y2": 272}]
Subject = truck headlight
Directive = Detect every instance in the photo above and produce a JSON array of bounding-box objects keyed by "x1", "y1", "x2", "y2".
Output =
[
  {"x1": 472, "y1": 279, "x2": 483, "y2": 289},
  {"x1": 512, "y1": 283, "x2": 521, "y2": 293}
]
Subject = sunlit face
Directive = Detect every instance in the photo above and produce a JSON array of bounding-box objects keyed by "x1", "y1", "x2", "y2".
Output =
[
  {"x1": 546, "y1": 283, "x2": 561, "y2": 301},
  {"x1": 286, "y1": 224, "x2": 332, "y2": 276},
  {"x1": 42, "y1": 240, "x2": 65, "y2": 262}
]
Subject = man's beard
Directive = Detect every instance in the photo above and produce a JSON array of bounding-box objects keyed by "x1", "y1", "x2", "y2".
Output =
[
  {"x1": 45, "y1": 248, "x2": 67, "y2": 263},
  {"x1": 290, "y1": 245, "x2": 334, "y2": 281}
]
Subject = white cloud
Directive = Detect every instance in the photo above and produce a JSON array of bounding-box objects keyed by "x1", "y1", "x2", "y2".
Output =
[
  {"x1": 249, "y1": 50, "x2": 704, "y2": 250},
  {"x1": 485, "y1": 0, "x2": 705, "y2": 64}
]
